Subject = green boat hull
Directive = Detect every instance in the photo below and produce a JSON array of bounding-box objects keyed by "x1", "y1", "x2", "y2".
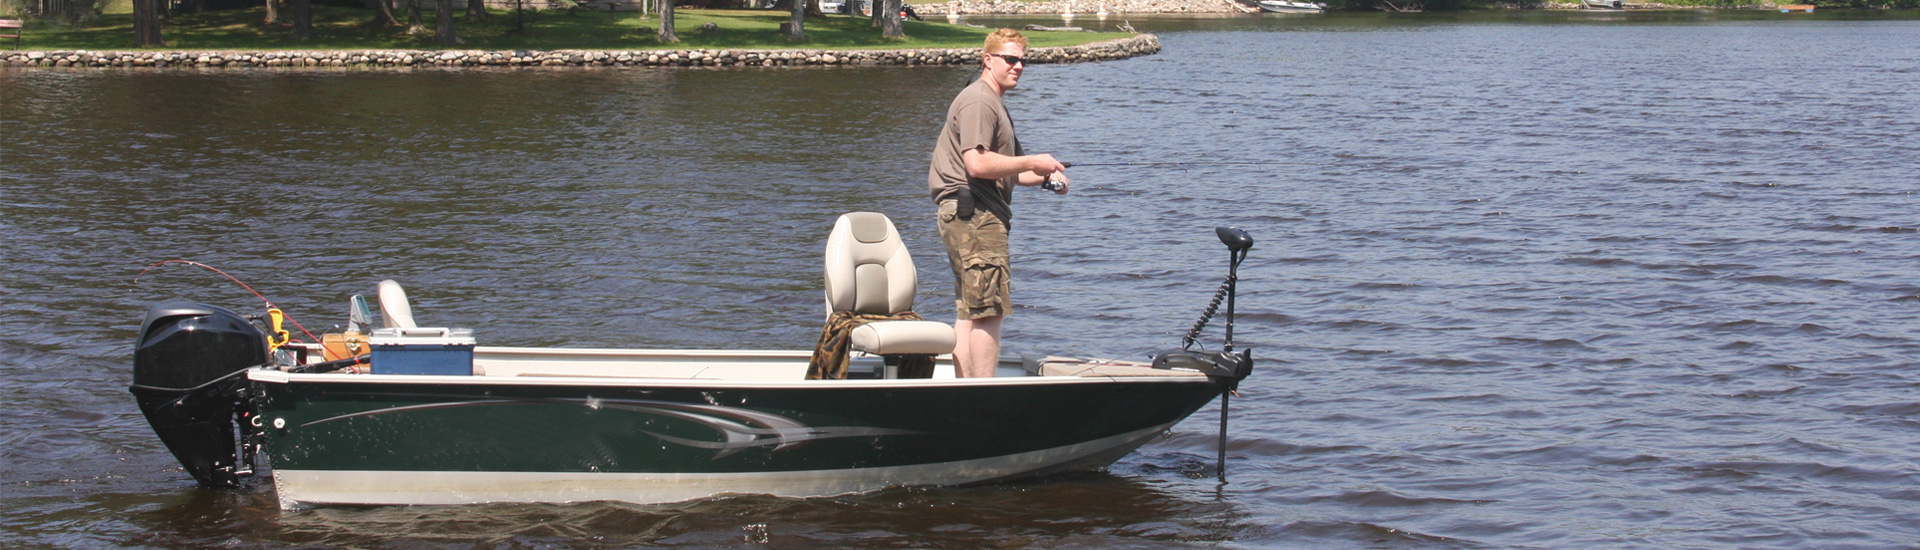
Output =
[{"x1": 249, "y1": 371, "x2": 1225, "y2": 507}]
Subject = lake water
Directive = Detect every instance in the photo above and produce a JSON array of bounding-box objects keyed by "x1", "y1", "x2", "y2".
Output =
[{"x1": 3, "y1": 10, "x2": 1919, "y2": 549}]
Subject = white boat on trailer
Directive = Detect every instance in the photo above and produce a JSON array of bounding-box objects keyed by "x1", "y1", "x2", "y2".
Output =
[{"x1": 131, "y1": 213, "x2": 1256, "y2": 508}]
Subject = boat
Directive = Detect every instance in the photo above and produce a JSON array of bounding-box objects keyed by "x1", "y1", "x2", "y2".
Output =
[
  {"x1": 1581, "y1": 0, "x2": 1624, "y2": 9},
  {"x1": 130, "y1": 213, "x2": 1256, "y2": 508},
  {"x1": 1258, "y1": 0, "x2": 1325, "y2": 13}
]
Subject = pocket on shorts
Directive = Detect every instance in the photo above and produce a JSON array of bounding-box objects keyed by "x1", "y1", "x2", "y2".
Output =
[
  {"x1": 959, "y1": 251, "x2": 1009, "y2": 314},
  {"x1": 936, "y1": 200, "x2": 957, "y2": 223}
]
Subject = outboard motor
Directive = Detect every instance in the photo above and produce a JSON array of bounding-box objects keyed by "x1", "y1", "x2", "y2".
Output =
[{"x1": 131, "y1": 303, "x2": 267, "y2": 488}]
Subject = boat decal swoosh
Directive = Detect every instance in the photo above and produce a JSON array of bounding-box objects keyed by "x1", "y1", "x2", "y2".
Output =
[
  {"x1": 592, "y1": 400, "x2": 922, "y2": 458},
  {"x1": 291, "y1": 394, "x2": 922, "y2": 457},
  {"x1": 298, "y1": 399, "x2": 525, "y2": 428}
]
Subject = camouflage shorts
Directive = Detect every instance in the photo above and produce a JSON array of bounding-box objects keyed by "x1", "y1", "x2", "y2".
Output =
[{"x1": 936, "y1": 200, "x2": 1010, "y2": 320}]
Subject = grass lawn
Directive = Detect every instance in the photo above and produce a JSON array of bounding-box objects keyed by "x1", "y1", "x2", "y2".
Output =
[{"x1": 7, "y1": 7, "x2": 1125, "y2": 51}]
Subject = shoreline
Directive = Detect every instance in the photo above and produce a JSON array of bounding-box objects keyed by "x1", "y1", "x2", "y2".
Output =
[
  {"x1": 0, "y1": 33, "x2": 1158, "y2": 69},
  {"x1": 911, "y1": 0, "x2": 1839, "y2": 14},
  {"x1": 0, "y1": 3, "x2": 1871, "y2": 69}
]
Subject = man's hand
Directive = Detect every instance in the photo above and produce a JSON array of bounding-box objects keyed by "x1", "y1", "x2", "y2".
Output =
[
  {"x1": 1042, "y1": 174, "x2": 1069, "y2": 194},
  {"x1": 1026, "y1": 154, "x2": 1067, "y2": 178}
]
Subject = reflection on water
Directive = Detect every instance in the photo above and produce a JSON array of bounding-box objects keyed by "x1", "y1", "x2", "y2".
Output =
[{"x1": 4, "y1": 10, "x2": 1920, "y2": 549}]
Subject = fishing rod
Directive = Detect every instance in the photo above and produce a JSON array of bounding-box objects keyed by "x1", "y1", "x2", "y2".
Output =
[
  {"x1": 1063, "y1": 161, "x2": 1330, "y2": 168},
  {"x1": 1039, "y1": 160, "x2": 1336, "y2": 190},
  {"x1": 135, "y1": 259, "x2": 319, "y2": 345}
]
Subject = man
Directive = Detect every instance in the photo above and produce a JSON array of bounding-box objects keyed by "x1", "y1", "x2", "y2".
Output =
[{"x1": 926, "y1": 28, "x2": 1070, "y2": 378}]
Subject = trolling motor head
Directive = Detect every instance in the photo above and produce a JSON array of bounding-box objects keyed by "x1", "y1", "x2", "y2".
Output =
[
  {"x1": 1217, "y1": 226, "x2": 1253, "y2": 253},
  {"x1": 1152, "y1": 226, "x2": 1255, "y2": 390}
]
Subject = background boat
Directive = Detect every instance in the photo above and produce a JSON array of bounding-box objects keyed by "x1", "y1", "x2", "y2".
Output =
[{"x1": 1258, "y1": 0, "x2": 1324, "y2": 13}]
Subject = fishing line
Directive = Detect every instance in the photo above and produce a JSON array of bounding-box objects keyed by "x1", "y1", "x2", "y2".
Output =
[{"x1": 134, "y1": 259, "x2": 320, "y2": 344}]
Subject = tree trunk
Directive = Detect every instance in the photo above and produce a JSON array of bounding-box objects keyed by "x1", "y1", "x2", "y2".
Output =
[
  {"x1": 879, "y1": 0, "x2": 902, "y2": 38},
  {"x1": 370, "y1": 0, "x2": 399, "y2": 25},
  {"x1": 657, "y1": 0, "x2": 678, "y2": 43},
  {"x1": 291, "y1": 0, "x2": 312, "y2": 39},
  {"x1": 133, "y1": 0, "x2": 163, "y2": 46},
  {"x1": 786, "y1": 0, "x2": 803, "y2": 41},
  {"x1": 435, "y1": 0, "x2": 458, "y2": 44},
  {"x1": 407, "y1": 0, "x2": 423, "y2": 33},
  {"x1": 264, "y1": 0, "x2": 279, "y2": 24},
  {"x1": 869, "y1": 0, "x2": 880, "y2": 27},
  {"x1": 465, "y1": 0, "x2": 488, "y2": 20}
]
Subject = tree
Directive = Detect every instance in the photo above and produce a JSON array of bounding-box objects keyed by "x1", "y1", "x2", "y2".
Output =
[
  {"x1": 878, "y1": 0, "x2": 902, "y2": 39},
  {"x1": 368, "y1": 0, "x2": 399, "y2": 26},
  {"x1": 465, "y1": 0, "x2": 488, "y2": 20},
  {"x1": 407, "y1": 0, "x2": 423, "y2": 34},
  {"x1": 36, "y1": 0, "x2": 105, "y2": 23},
  {"x1": 786, "y1": 0, "x2": 803, "y2": 41},
  {"x1": 133, "y1": 0, "x2": 163, "y2": 46},
  {"x1": 264, "y1": 0, "x2": 279, "y2": 24},
  {"x1": 435, "y1": 0, "x2": 458, "y2": 44},
  {"x1": 657, "y1": 0, "x2": 678, "y2": 43},
  {"x1": 291, "y1": 0, "x2": 313, "y2": 39}
]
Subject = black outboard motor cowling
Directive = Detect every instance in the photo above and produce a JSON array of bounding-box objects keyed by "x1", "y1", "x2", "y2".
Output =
[{"x1": 131, "y1": 302, "x2": 267, "y2": 488}]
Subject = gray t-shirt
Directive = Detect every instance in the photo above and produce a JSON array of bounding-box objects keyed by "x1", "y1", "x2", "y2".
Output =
[{"x1": 927, "y1": 78, "x2": 1022, "y2": 222}]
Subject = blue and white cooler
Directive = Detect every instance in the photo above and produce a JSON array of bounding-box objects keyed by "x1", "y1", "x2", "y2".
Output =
[{"x1": 368, "y1": 327, "x2": 476, "y2": 375}]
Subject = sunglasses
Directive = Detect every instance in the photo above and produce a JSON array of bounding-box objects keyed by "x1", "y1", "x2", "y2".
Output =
[{"x1": 988, "y1": 53, "x2": 1026, "y2": 66}]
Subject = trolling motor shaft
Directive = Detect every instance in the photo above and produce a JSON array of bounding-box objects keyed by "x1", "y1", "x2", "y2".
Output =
[{"x1": 1150, "y1": 226, "x2": 1256, "y2": 479}]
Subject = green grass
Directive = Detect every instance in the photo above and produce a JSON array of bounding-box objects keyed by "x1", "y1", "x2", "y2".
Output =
[{"x1": 6, "y1": 7, "x2": 1125, "y2": 51}]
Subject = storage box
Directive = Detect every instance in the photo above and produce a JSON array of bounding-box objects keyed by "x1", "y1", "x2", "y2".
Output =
[{"x1": 369, "y1": 327, "x2": 475, "y2": 375}]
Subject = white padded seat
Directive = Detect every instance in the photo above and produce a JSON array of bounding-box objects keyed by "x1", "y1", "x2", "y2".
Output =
[
  {"x1": 825, "y1": 212, "x2": 955, "y2": 357},
  {"x1": 851, "y1": 322, "x2": 955, "y2": 356},
  {"x1": 377, "y1": 279, "x2": 417, "y2": 329}
]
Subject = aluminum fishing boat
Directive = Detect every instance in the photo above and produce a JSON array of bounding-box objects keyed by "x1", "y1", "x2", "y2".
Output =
[{"x1": 131, "y1": 213, "x2": 1254, "y2": 509}]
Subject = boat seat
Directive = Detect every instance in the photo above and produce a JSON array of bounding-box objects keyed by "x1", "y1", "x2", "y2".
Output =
[
  {"x1": 377, "y1": 280, "x2": 418, "y2": 329},
  {"x1": 825, "y1": 212, "x2": 954, "y2": 358}
]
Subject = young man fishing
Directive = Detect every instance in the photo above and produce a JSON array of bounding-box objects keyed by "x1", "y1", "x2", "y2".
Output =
[{"x1": 926, "y1": 28, "x2": 1071, "y2": 378}]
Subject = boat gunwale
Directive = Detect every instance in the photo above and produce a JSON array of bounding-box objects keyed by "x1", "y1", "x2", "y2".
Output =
[
  {"x1": 248, "y1": 368, "x2": 1216, "y2": 388},
  {"x1": 472, "y1": 345, "x2": 815, "y2": 359}
]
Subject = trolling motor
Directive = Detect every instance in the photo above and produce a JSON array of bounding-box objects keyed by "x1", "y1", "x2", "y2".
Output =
[
  {"x1": 1152, "y1": 226, "x2": 1255, "y2": 478},
  {"x1": 1153, "y1": 226, "x2": 1255, "y2": 385}
]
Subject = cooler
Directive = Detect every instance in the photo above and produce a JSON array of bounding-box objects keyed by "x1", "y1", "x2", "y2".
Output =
[{"x1": 369, "y1": 327, "x2": 476, "y2": 375}]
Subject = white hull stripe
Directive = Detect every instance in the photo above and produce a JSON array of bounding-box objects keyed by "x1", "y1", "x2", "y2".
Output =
[{"x1": 272, "y1": 423, "x2": 1175, "y2": 508}]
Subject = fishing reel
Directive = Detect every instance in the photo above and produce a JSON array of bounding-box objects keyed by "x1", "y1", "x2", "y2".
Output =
[{"x1": 1152, "y1": 226, "x2": 1255, "y2": 389}]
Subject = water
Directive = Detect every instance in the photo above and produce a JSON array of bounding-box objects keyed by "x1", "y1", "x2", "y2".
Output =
[{"x1": 4, "y1": 11, "x2": 1920, "y2": 549}]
